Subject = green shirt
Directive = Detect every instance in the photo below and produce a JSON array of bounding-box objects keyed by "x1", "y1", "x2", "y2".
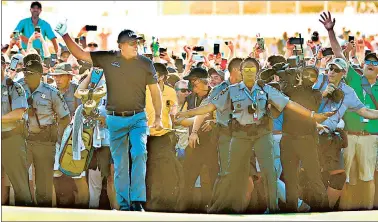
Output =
[{"x1": 344, "y1": 67, "x2": 378, "y2": 133}]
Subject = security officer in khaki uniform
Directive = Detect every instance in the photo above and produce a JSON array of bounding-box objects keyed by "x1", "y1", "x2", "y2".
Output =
[
  {"x1": 21, "y1": 55, "x2": 71, "y2": 207},
  {"x1": 1, "y1": 55, "x2": 33, "y2": 206},
  {"x1": 177, "y1": 58, "x2": 333, "y2": 213}
]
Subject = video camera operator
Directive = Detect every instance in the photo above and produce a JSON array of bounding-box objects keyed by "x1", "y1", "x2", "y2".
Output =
[{"x1": 260, "y1": 62, "x2": 329, "y2": 212}]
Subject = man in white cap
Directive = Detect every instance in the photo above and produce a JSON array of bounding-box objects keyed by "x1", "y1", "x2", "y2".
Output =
[{"x1": 320, "y1": 11, "x2": 378, "y2": 210}]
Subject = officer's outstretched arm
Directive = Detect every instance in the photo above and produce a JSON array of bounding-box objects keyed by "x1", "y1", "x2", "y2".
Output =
[
  {"x1": 1, "y1": 108, "x2": 26, "y2": 124},
  {"x1": 176, "y1": 103, "x2": 216, "y2": 119},
  {"x1": 356, "y1": 107, "x2": 378, "y2": 120},
  {"x1": 286, "y1": 100, "x2": 335, "y2": 123},
  {"x1": 175, "y1": 117, "x2": 195, "y2": 127}
]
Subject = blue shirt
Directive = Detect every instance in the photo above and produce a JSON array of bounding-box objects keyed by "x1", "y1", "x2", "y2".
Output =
[
  {"x1": 273, "y1": 113, "x2": 283, "y2": 131},
  {"x1": 1, "y1": 78, "x2": 27, "y2": 132},
  {"x1": 212, "y1": 82, "x2": 289, "y2": 126},
  {"x1": 313, "y1": 73, "x2": 365, "y2": 132},
  {"x1": 207, "y1": 79, "x2": 231, "y2": 127},
  {"x1": 14, "y1": 17, "x2": 56, "y2": 58}
]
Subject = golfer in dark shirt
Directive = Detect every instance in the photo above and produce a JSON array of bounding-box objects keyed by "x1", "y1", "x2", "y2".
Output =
[{"x1": 55, "y1": 22, "x2": 163, "y2": 211}]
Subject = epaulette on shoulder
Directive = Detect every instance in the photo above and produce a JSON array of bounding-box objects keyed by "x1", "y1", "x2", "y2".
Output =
[
  {"x1": 42, "y1": 82, "x2": 59, "y2": 92},
  {"x1": 13, "y1": 82, "x2": 24, "y2": 96}
]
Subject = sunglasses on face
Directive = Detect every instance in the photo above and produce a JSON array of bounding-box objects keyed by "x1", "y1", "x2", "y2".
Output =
[
  {"x1": 365, "y1": 60, "x2": 378, "y2": 66},
  {"x1": 243, "y1": 67, "x2": 257, "y2": 72},
  {"x1": 328, "y1": 66, "x2": 342, "y2": 73},
  {"x1": 88, "y1": 43, "x2": 98, "y2": 48},
  {"x1": 126, "y1": 41, "x2": 139, "y2": 47}
]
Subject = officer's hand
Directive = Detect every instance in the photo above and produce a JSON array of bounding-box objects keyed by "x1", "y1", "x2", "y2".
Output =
[
  {"x1": 188, "y1": 132, "x2": 200, "y2": 149},
  {"x1": 201, "y1": 120, "x2": 215, "y2": 132},
  {"x1": 175, "y1": 111, "x2": 187, "y2": 119},
  {"x1": 316, "y1": 123, "x2": 330, "y2": 134},
  {"x1": 151, "y1": 118, "x2": 163, "y2": 131},
  {"x1": 55, "y1": 19, "x2": 68, "y2": 37}
]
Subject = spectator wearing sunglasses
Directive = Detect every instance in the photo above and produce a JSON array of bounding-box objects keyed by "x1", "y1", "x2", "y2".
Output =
[
  {"x1": 1, "y1": 54, "x2": 33, "y2": 207},
  {"x1": 320, "y1": 12, "x2": 378, "y2": 211},
  {"x1": 56, "y1": 21, "x2": 163, "y2": 211},
  {"x1": 173, "y1": 80, "x2": 192, "y2": 160},
  {"x1": 21, "y1": 55, "x2": 71, "y2": 207},
  {"x1": 87, "y1": 42, "x2": 98, "y2": 52}
]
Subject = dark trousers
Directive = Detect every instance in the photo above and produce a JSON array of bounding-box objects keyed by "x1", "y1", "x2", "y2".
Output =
[
  {"x1": 182, "y1": 131, "x2": 219, "y2": 212},
  {"x1": 27, "y1": 140, "x2": 55, "y2": 207},
  {"x1": 53, "y1": 175, "x2": 77, "y2": 208},
  {"x1": 280, "y1": 134, "x2": 328, "y2": 212},
  {"x1": 2, "y1": 134, "x2": 33, "y2": 206},
  {"x1": 145, "y1": 132, "x2": 185, "y2": 212}
]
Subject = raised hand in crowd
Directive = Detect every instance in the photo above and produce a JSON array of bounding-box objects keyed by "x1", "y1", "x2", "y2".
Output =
[{"x1": 319, "y1": 11, "x2": 336, "y2": 31}]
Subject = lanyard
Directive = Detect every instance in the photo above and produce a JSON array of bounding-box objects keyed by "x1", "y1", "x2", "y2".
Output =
[{"x1": 244, "y1": 88, "x2": 257, "y2": 104}]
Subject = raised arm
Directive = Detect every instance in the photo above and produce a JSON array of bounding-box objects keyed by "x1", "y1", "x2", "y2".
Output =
[
  {"x1": 55, "y1": 20, "x2": 92, "y2": 63},
  {"x1": 319, "y1": 11, "x2": 346, "y2": 60}
]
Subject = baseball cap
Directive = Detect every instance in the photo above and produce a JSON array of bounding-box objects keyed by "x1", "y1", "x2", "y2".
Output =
[
  {"x1": 364, "y1": 53, "x2": 378, "y2": 61},
  {"x1": 183, "y1": 67, "x2": 208, "y2": 80},
  {"x1": 117, "y1": 29, "x2": 143, "y2": 43},
  {"x1": 61, "y1": 46, "x2": 70, "y2": 55},
  {"x1": 167, "y1": 73, "x2": 181, "y2": 88},
  {"x1": 328, "y1": 58, "x2": 348, "y2": 72},
  {"x1": 48, "y1": 63, "x2": 74, "y2": 76},
  {"x1": 208, "y1": 68, "x2": 225, "y2": 80},
  {"x1": 22, "y1": 60, "x2": 43, "y2": 74}
]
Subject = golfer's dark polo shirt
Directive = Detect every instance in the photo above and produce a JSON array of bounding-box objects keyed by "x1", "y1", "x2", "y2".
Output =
[{"x1": 90, "y1": 51, "x2": 158, "y2": 112}]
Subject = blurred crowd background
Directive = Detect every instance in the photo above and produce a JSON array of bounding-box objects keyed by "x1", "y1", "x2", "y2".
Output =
[{"x1": 2, "y1": 1, "x2": 378, "y2": 56}]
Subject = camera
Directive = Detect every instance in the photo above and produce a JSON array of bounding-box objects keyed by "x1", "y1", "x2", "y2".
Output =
[
  {"x1": 325, "y1": 83, "x2": 344, "y2": 103},
  {"x1": 78, "y1": 60, "x2": 93, "y2": 74}
]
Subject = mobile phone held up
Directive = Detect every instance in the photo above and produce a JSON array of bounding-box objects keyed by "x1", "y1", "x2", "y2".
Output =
[
  {"x1": 85, "y1": 25, "x2": 98, "y2": 32},
  {"x1": 13, "y1": 30, "x2": 20, "y2": 40},
  {"x1": 322, "y1": 48, "x2": 334, "y2": 57},
  {"x1": 193, "y1": 46, "x2": 204, "y2": 52},
  {"x1": 10, "y1": 57, "x2": 19, "y2": 71},
  {"x1": 159, "y1": 47, "x2": 167, "y2": 54},
  {"x1": 192, "y1": 54, "x2": 204, "y2": 63},
  {"x1": 348, "y1": 36, "x2": 355, "y2": 42},
  {"x1": 213, "y1": 44, "x2": 220, "y2": 55},
  {"x1": 289, "y1": 37, "x2": 304, "y2": 45},
  {"x1": 257, "y1": 37, "x2": 265, "y2": 50},
  {"x1": 35, "y1": 26, "x2": 41, "y2": 33}
]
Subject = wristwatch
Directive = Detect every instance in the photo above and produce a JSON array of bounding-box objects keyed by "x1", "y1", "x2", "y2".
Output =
[{"x1": 311, "y1": 111, "x2": 315, "y2": 119}]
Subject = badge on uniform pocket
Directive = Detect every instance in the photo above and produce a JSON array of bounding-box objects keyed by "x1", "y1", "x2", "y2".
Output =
[{"x1": 41, "y1": 94, "x2": 46, "y2": 99}]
